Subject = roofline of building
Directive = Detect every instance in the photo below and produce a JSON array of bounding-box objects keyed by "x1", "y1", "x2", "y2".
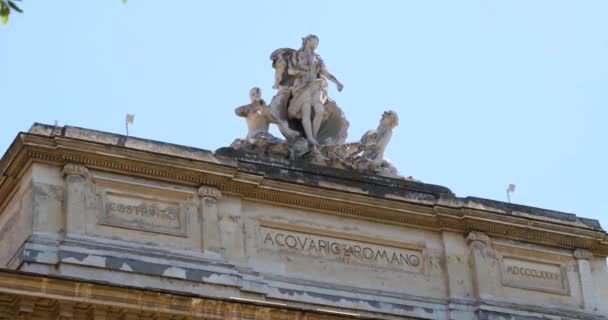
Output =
[{"x1": 0, "y1": 123, "x2": 606, "y2": 256}]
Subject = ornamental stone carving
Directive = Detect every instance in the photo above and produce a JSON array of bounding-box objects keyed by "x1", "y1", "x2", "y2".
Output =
[
  {"x1": 198, "y1": 186, "x2": 222, "y2": 200},
  {"x1": 351, "y1": 111, "x2": 400, "y2": 177},
  {"x1": 225, "y1": 35, "x2": 409, "y2": 180},
  {"x1": 573, "y1": 249, "x2": 593, "y2": 260},
  {"x1": 62, "y1": 164, "x2": 89, "y2": 179},
  {"x1": 466, "y1": 231, "x2": 491, "y2": 246},
  {"x1": 269, "y1": 34, "x2": 346, "y2": 145}
]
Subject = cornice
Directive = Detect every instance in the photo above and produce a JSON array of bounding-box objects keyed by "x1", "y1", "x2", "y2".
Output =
[
  {"x1": 0, "y1": 270, "x2": 355, "y2": 320},
  {"x1": 1, "y1": 132, "x2": 607, "y2": 256}
]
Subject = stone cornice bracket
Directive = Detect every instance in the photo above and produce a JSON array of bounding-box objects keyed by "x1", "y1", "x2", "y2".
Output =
[
  {"x1": 198, "y1": 186, "x2": 222, "y2": 200},
  {"x1": 466, "y1": 231, "x2": 491, "y2": 247},
  {"x1": 62, "y1": 163, "x2": 89, "y2": 179},
  {"x1": 573, "y1": 248, "x2": 593, "y2": 261}
]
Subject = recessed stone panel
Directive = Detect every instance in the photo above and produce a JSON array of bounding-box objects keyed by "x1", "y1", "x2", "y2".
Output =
[
  {"x1": 99, "y1": 191, "x2": 187, "y2": 237},
  {"x1": 500, "y1": 256, "x2": 569, "y2": 295},
  {"x1": 259, "y1": 221, "x2": 424, "y2": 273}
]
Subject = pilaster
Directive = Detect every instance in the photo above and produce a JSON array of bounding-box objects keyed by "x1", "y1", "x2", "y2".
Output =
[
  {"x1": 466, "y1": 231, "x2": 497, "y2": 300},
  {"x1": 198, "y1": 185, "x2": 223, "y2": 253},
  {"x1": 574, "y1": 249, "x2": 597, "y2": 312},
  {"x1": 62, "y1": 164, "x2": 89, "y2": 235},
  {"x1": 442, "y1": 231, "x2": 476, "y2": 320}
]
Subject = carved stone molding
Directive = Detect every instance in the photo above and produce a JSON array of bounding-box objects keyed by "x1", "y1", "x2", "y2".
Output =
[
  {"x1": 466, "y1": 231, "x2": 491, "y2": 246},
  {"x1": 52, "y1": 302, "x2": 75, "y2": 320},
  {"x1": 17, "y1": 298, "x2": 35, "y2": 319},
  {"x1": 62, "y1": 163, "x2": 89, "y2": 179},
  {"x1": 2, "y1": 138, "x2": 608, "y2": 256},
  {"x1": 0, "y1": 271, "x2": 355, "y2": 320},
  {"x1": 198, "y1": 185, "x2": 222, "y2": 200},
  {"x1": 573, "y1": 249, "x2": 593, "y2": 260}
]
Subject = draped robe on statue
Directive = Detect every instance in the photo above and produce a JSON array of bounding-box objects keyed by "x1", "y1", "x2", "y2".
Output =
[{"x1": 269, "y1": 48, "x2": 349, "y2": 145}]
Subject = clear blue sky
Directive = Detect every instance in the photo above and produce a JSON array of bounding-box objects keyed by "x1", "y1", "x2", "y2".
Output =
[{"x1": 2, "y1": 1, "x2": 607, "y2": 226}]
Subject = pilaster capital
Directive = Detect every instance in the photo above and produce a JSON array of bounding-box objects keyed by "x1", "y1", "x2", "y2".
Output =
[
  {"x1": 198, "y1": 186, "x2": 222, "y2": 200},
  {"x1": 62, "y1": 163, "x2": 89, "y2": 179},
  {"x1": 574, "y1": 249, "x2": 593, "y2": 261},
  {"x1": 466, "y1": 231, "x2": 491, "y2": 246}
]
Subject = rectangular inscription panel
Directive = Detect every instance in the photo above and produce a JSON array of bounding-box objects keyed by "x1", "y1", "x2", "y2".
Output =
[
  {"x1": 99, "y1": 192, "x2": 187, "y2": 237},
  {"x1": 501, "y1": 257, "x2": 569, "y2": 295},
  {"x1": 260, "y1": 223, "x2": 424, "y2": 273}
]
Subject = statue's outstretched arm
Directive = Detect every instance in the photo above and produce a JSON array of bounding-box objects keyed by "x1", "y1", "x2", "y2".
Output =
[{"x1": 319, "y1": 61, "x2": 343, "y2": 92}]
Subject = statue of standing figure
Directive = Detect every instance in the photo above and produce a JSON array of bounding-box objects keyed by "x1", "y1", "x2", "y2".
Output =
[{"x1": 269, "y1": 35, "x2": 349, "y2": 145}]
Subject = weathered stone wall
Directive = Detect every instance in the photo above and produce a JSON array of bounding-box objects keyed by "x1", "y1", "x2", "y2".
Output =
[
  {"x1": 0, "y1": 170, "x2": 33, "y2": 268},
  {"x1": 83, "y1": 170, "x2": 202, "y2": 251},
  {"x1": 4, "y1": 162, "x2": 603, "y2": 319},
  {"x1": 242, "y1": 200, "x2": 447, "y2": 299},
  {"x1": 591, "y1": 257, "x2": 608, "y2": 315},
  {"x1": 31, "y1": 164, "x2": 64, "y2": 236},
  {"x1": 0, "y1": 125, "x2": 606, "y2": 319}
]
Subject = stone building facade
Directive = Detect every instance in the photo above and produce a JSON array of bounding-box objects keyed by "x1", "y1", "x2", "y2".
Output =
[{"x1": 0, "y1": 123, "x2": 606, "y2": 319}]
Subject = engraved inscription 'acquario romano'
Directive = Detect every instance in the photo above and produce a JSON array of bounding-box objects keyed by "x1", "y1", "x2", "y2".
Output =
[{"x1": 260, "y1": 225, "x2": 423, "y2": 273}]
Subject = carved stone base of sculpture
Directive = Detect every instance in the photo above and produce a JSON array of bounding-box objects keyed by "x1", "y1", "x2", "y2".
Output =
[
  {"x1": 269, "y1": 91, "x2": 349, "y2": 146},
  {"x1": 352, "y1": 157, "x2": 400, "y2": 178},
  {"x1": 227, "y1": 137, "x2": 402, "y2": 179},
  {"x1": 230, "y1": 132, "x2": 311, "y2": 160}
]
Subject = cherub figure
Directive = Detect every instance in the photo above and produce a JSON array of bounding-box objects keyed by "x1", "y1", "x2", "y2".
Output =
[
  {"x1": 234, "y1": 87, "x2": 273, "y2": 139},
  {"x1": 235, "y1": 87, "x2": 300, "y2": 141},
  {"x1": 352, "y1": 111, "x2": 400, "y2": 176}
]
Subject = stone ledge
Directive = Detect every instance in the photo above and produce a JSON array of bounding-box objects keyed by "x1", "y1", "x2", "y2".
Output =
[
  {"x1": 21, "y1": 123, "x2": 602, "y2": 232},
  {"x1": 28, "y1": 122, "x2": 221, "y2": 164},
  {"x1": 0, "y1": 269, "x2": 372, "y2": 320}
]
